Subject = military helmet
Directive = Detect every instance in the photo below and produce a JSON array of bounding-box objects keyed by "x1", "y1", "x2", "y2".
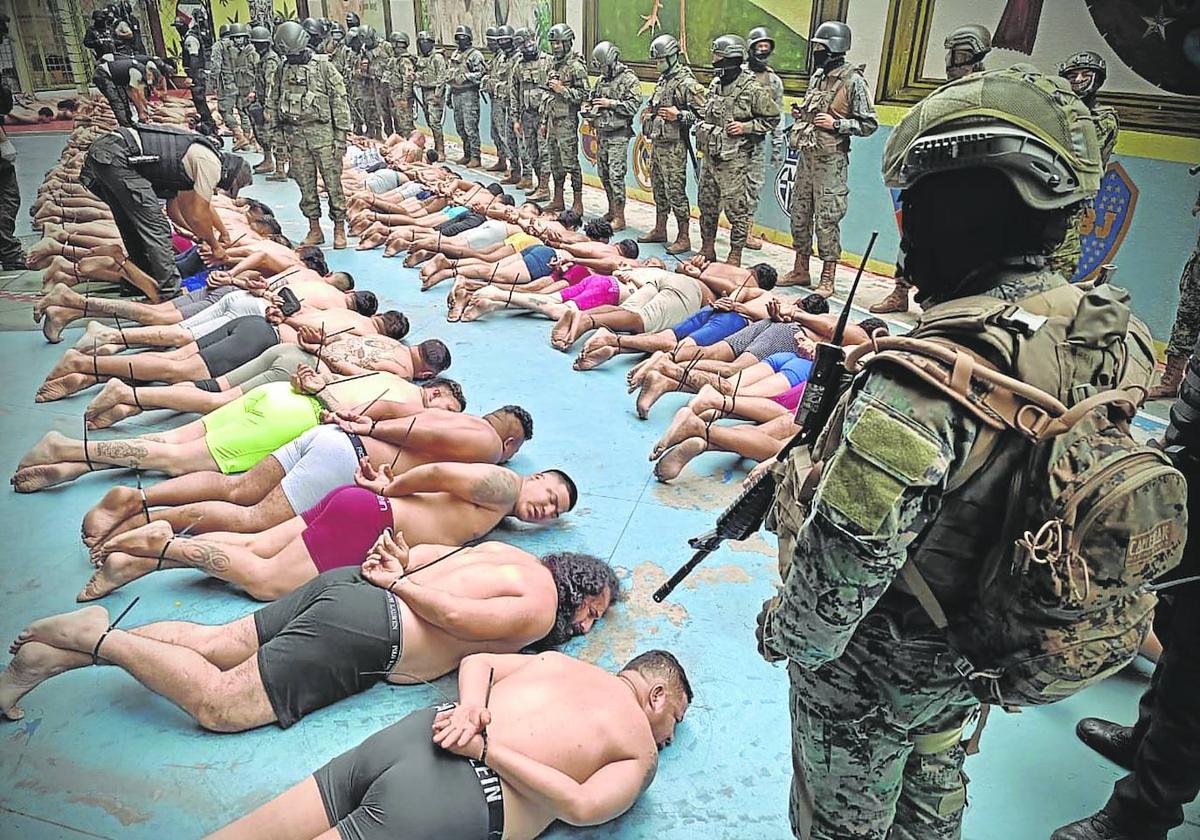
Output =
[
  {"x1": 455, "y1": 25, "x2": 473, "y2": 39},
  {"x1": 249, "y1": 25, "x2": 271, "y2": 44},
  {"x1": 346, "y1": 12, "x2": 360, "y2": 29},
  {"x1": 548, "y1": 23, "x2": 574, "y2": 54},
  {"x1": 649, "y1": 34, "x2": 680, "y2": 60},
  {"x1": 114, "y1": 21, "x2": 134, "y2": 39},
  {"x1": 747, "y1": 26, "x2": 774, "y2": 51},
  {"x1": 711, "y1": 34, "x2": 747, "y2": 61},
  {"x1": 944, "y1": 23, "x2": 992, "y2": 56},
  {"x1": 1059, "y1": 50, "x2": 1107, "y2": 93},
  {"x1": 389, "y1": 31, "x2": 409, "y2": 49},
  {"x1": 360, "y1": 24, "x2": 378, "y2": 47},
  {"x1": 219, "y1": 23, "x2": 230, "y2": 38},
  {"x1": 592, "y1": 40, "x2": 620, "y2": 71},
  {"x1": 328, "y1": 21, "x2": 345, "y2": 40},
  {"x1": 883, "y1": 66, "x2": 1102, "y2": 210},
  {"x1": 811, "y1": 20, "x2": 851, "y2": 54},
  {"x1": 229, "y1": 22, "x2": 251, "y2": 38},
  {"x1": 497, "y1": 24, "x2": 514, "y2": 42},
  {"x1": 272, "y1": 20, "x2": 310, "y2": 55},
  {"x1": 485, "y1": 26, "x2": 499, "y2": 44},
  {"x1": 417, "y1": 29, "x2": 435, "y2": 55}
]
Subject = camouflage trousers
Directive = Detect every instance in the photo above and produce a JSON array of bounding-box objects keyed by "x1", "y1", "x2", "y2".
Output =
[
  {"x1": 698, "y1": 153, "x2": 751, "y2": 250},
  {"x1": 650, "y1": 139, "x2": 690, "y2": 223},
  {"x1": 518, "y1": 111, "x2": 547, "y2": 184},
  {"x1": 503, "y1": 103, "x2": 523, "y2": 178},
  {"x1": 216, "y1": 83, "x2": 243, "y2": 134},
  {"x1": 235, "y1": 88, "x2": 255, "y2": 135},
  {"x1": 451, "y1": 88, "x2": 481, "y2": 159},
  {"x1": 790, "y1": 150, "x2": 848, "y2": 262},
  {"x1": 418, "y1": 89, "x2": 446, "y2": 151},
  {"x1": 391, "y1": 90, "x2": 415, "y2": 136},
  {"x1": 596, "y1": 131, "x2": 631, "y2": 211},
  {"x1": 545, "y1": 114, "x2": 582, "y2": 190},
  {"x1": 358, "y1": 77, "x2": 390, "y2": 139},
  {"x1": 745, "y1": 138, "x2": 771, "y2": 225},
  {"x1": 490, "y1": 96, "x2": 511, "y2": 163},
  {"x1": 788, "y1": 614, "x2": 979, "y2": 840},
  {"x1": 1166, "y1": 235, "x2": 1200, "y2": 358},
  {"x1": 285, "y1": 131, "x2": 348, "y2": 222},
  {"x1": 348, "y1": 86, "x2": 365, "y2": 135}
]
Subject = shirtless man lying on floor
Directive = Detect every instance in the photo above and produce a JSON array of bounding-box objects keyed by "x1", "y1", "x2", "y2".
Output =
[
  {"x1": 430, "y1": 235, "x2": 638, "y2": 294},
  {"x1": 205, "y1": 648, "x2": 689, "y2": 840},
  {"x1": 405, "y1": 211, "x2": 594, "y2": 270},
  {"x1": 81, "y1": 461, "x2": 578, "y2": 601},
  {"x1": 80, "y1": 404, "x2": 535, "y2": 545},
  {"x1": 13, "y1": 368, "x2": 464, "y2": 492},
  {"x1": 0, "y1": 537, "x2": 619, "y2": 732}
]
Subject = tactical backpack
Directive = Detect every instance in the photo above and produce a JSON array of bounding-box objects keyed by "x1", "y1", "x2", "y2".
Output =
[{"x1": 824, "y1": 280, "x2": 1185, "y2": 707}]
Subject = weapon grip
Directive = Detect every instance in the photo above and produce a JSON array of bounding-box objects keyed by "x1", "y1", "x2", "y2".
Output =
[{"x1": 653, "y1": 549, "x2": 711, "y2": 602}]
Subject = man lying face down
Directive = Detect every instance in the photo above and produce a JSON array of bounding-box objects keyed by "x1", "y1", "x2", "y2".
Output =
[
  {"x1": 205, "y1": 649, "x2": 692, "y2": 840},
  {"x1": 0, "y1": 537, "x2": 620, "y2": 732}
]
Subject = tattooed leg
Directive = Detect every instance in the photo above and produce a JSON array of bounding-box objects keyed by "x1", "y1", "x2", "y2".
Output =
[{"x1": 16, "y1": 431, "x2": 220, "y2": 474}]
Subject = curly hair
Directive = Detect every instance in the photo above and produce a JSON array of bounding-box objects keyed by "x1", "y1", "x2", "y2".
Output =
[
  {"x1": 423, "y1": 376, "x2": 466, "y2": 411},
  {"x1": 800, "y1": 293, "x2": 829, "y2": 315},
  {"x1": 498, "y1": 404, "x2": 534, "y2": 440},
  {"x1": 533, "y1": 552, "x2": 621, "y2": 648}
]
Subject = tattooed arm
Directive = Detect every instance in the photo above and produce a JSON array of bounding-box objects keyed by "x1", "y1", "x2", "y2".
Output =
[{"x1": 382, "y1": 463, "x2": 520, "y2": 511}]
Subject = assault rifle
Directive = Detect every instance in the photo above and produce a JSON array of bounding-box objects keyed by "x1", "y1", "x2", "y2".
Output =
[{"x1": 654, "y1": 231, "x2": 880, "y2": 602}]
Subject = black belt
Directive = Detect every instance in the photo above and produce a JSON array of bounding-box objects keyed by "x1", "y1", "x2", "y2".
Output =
[{"x1": 383, "y1": 588, "x2": 401, "y2": 672}]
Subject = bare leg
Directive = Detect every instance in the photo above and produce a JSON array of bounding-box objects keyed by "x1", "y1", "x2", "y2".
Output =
[
  {"x1": 17, "y1": 430, "x2": 219, "y2": 474},
  {"x1": 206, "y1": 777, "x2": 333, "y2": 840},
  {"x1": 86, "y1": 380, "x2": 234, "y2": 429}
]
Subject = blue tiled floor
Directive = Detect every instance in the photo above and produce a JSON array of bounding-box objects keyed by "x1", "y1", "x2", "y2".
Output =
[{"x1": 1, "y1": 133, "x2": 1196, "y2": 839}]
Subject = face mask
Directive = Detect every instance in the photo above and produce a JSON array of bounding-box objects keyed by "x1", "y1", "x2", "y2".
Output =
[
  {"x1": 713, "y1": 56, "x2": 742, "y2": 83},
  {"x1": 286, "y1": 49, "x2": 312, "y2": 65},
  {"x1": 603, "y1": 61, "x2": 618, "y2": 79},
  {"x1": 750, "y1": 46, "x2": 772, "y2": 70},
  {"x1": 456, "y1": 37, "x2": 470, "y2": 50},
  {"x1": 811, "y1": 47, "x2": 829, "y2": 71},
  {"x1": 418, "y1": 42, "x2": 433, "y2": 56},
  {"x1": 657, "y1": 59, "x2": 671, "y2": 73}
]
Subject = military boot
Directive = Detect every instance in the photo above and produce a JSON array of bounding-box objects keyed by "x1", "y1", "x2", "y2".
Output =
[
  {"x1": 1050, "y1": 810, "x2": 1145, "y2": 840},
  {"x1": 725, "y1": 245, "x2": 742, "y2": 267},
  {"x1": 466, "y1": 155, "x2": 482, "y2": 169},
  {"x1": 570, "y1": 188, "x2": 584, "y2": 218},
  {"x1": 698, "y1": 238, "x2": 717, "y2": 263},
  {"x1": 302, "y1": 219, "x2": 325, "y2": 247},
  {"x1": 665, "y1": 214, "x2": 692, "y2": 255},
  {"x1": 546, "y1": 182, "x2": 566, "y2": 213},
  {"x1": 610, "y1": 203, "x2": 626, "y2": 233},
  {"x1": 1147, "y1": 354, "x2": 1187, "y2": 401},
  {"x1": 501, "y1": 171, "x2": 521, "y2": 186},
  {"x1": 777, "y1": 252, "x2": 811, "y2": 287},
  {"x1": 455, "y1": 149, "x2": 470, "y2": 165},
  {"x1": 815, "y1": 260, "x2": 838, "y2": 298},
  {"x1": 516, "y1": 175, "x2": 535, "y2": 191},
  {"x1": 232, "y1": 127, "x2": 252, "y2": 151},
  {"x1": 267, "y1": 161, "x2": 289, "y2": 182},
  {"x1": 253, "y1": 153, "x2": 274, "y2": 174},
  {"x1": 528, "y1": 176, "x2": 552, "y2": 202},
  {"x1": 638, "y1": 213, "x2": 669, "y2": 243},
  {"x1": 1075, "y1": 718, "x2": 1137, "y2": 770},
  {"x1": 745, "y1": 232, "x2": 764, "y2": 250},
  {"x1": 487, "y1": 156, "x2": 507, "y2": 172},
  {"x1": 870, "y1": 279, "x2": 911, "y2": 314},
  {"x1": 332, "y1": 221, "x2": 347, "y2": 250}
]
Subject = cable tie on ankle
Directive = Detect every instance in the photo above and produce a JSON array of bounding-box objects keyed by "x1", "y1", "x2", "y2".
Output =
[{"x1": 92, "y1": 595, "x2": 140, "y2": 665}]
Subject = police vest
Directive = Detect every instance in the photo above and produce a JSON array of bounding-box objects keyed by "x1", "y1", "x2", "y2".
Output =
[
  {"x1": 99, "y1": 57, "x2": 144, "y2": 87},
  {"x1": 127, "y1": 124, "x2": 222, "y2": 198}
]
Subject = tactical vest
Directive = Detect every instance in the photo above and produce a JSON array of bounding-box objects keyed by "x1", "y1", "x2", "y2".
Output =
[
  {"x1": 448, "y1": 47, "x2": 483, "y2": 88},
  {"x1": 794, "y1": 62, "x2": 857, "y2": 154},
  {"x1": 590, "y1": 68, "x2": 638, "y2": 134},
  {"x1": 389, "y1": 53, "x2": 415, "y2": 93},
  {"x1": 645, "y1": 64, "x2": 697, "y2": 144},
  {"x1": 127, "y1": 124, "x2": 222, "y2": 198},
  {"x1": 277, "y1": 58, "x2": 336, "y2": 125},
  {"x1": 1094, "y1": 105, "x2": 1119, "y2": 166},
  {"x1": 515, "y1": 54, "x2": 550, "y2": 113},
  {"x1": 232, "y1": 45, "x2": 257, "y2": 90},
  {"x1": 255, "y1": 50, "x2": 280, "y2": 98},
  {"x1": 100, "y1": 57, "x2": 143, "y2": 87},
  {"x1": 696, "y1": 72, "x2": 760, "y2": 162},
  {"x1": 414, "y1": 52, "x2": 446, "y2": 90},
  {"x1": 545, "y1": 54, "x2": 585, "y2": 120}
]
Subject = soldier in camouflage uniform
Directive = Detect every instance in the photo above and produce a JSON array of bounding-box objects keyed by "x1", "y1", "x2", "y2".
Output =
[
  {"x1": 447, "y1": 25, "x2": 486, "y2": 168},
  {"x1": 783, "y1": 21, "x2": 877, "y2": 295},
  {"x1": 494, "y1": 26, "x2": 522, "y2": 184},
  {"x1": 353, "y1": 27, "x2": 392, "y2": 139},
  {"x1": 1049, "y1": 51, "x2": 1120, "y2": 281},
  {"x1": 584, "y1": 41, "x2": 642, "y2": 231},
  {"x1": 212, "y1": 25, "x2": 242, "y2": 149},
  {"x1": 512, "y1": 29, "x2": 551, "y2": 195},
  {"x1": 639, "y1": 34, "x2": 706, "y2": 255},
  {"x1": 1148, "y1": 188, "x2": 1200, "y2": 401},
  {"x1": 483, "y1": 26, "x2": 512, "y2": 174},
  {"x1": 695, "y1": 35, "x2": 779, "y2": 267},
  {"x1": 415, "y1": 31, "x2": 449, "y2": 162},
  {"x1": 745, "y1": 27, "x2": 784, "y2": 251},
  {"x1": 758, "y1": 67, "x2": 1106, "y2": 840},
  {"x1": 229, "y1": 24, "x2": 260, "y2": 152},
  {"x1": 387, "y1": 32, "x2": 417, "y2": 137},
  {"x1": 872, "y1": 24, "x2": 992, "y2": 315},
  {"x1": 268, "y1": 21, "x2": 351, "y2": 249},
  {"x1": 543, "y1": 24, "x2": 589, "y2": 215},
  {"x1": 327, "y1": 22, "x2": 359, "y2": 133},
  {"x1": 249, "y1": 26, "x2": 284, "y2": 176}
]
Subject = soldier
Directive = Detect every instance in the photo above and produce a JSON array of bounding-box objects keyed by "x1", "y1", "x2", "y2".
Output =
[
  {"x1": 781, "y1": 20, "x2": 877, "y2": 295},
  {"x1": 1049, "y1": 51, "x2": 1121, "y2": 281},
  {"x1": 211, "y1": 24, "x2": 240, "y2": 147},
  {"x1": 585, "y1": 41, "x2": 642, "y2": 231},
  {"x1": 229, "y1": 25, "x2": 260, "y2": 152},
  {"x1": 744, "y1": 27, "x2": 784, "y2": 251},
  {"x1": 639, "y1": 34, "x2": 706, "y2": 255},
  {"x1": 369, "y1": 27, "x2": 396, "y2": 137},
  {"x1": 495, "y1": 25, "x2": 522, "y2": 184},
  {"x1": 483, "y1": 26, "x2": 511, "y2": 174},
  {"x1": 249, "y1": 25, "x2": 285, "y2": 178},
  {"x1": 512, "y1": 28, "x2": 551, "y2": 196},
  {"x1": 0, "y1": 13, "x2": 23, "y2": 271},
  {"x1": 694, "y1": 35, "x2": 779, "y2": 267},
  {"x1": 447, "y1": 25, "x2": 486, "y2": 167},
  {"x1": 84, "y1": 9, "x2": 114, "y2": 61},
  {"x1": 267, "y1": 20, "x2": 352, "y2": 249},
  {"x1": 179, "y1": 16, "x2": 217, "y2": 136},
  {"x1": 1148, "y1": 188, "x2": 1200, "y2": 400},
  {"x1": 387, "y1": 32, "x2": 417, "y2": 137},
  {"x1": 871, "y1": 23, "x2": 991, "y2": 315},
  {"x1": 543, "y1": 23, "x2": 589, "y2": 214},
  {"x1": 414, "y1": 30, "x2": 449, "y2": 162},
  {"x1": 759, "y1": 67, "x2": 1115, "y2": 840}
]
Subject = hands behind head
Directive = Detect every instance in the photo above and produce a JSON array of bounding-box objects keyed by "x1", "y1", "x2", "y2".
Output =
[
  {"x1": 432, "y1": 704, "x2": 491, "y2": 758},
  {"x1": 361, "y1": 528, "x2": 411, "y2": 589},
  {"x1": 354, "y1": 456, "x2": 394, "y2": 494}
]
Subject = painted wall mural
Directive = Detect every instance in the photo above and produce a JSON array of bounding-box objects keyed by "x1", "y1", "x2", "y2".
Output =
[{"x1": 414, "y1": 0, "x2": 554, "y2": 47}]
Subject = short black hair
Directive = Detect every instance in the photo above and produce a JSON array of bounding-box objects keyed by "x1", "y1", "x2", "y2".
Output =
[
  {"x1": 37, "y1": 107, "x2": 54, "y2": 117},
  {"x1": 624, "y1": 650, "x2": 693, "y2": 703},
  {"x1": 497, "y1": 194, "x2": 515, "y2": 206},
  {"x1": 329, "y1": 271, "x2": 354, "y2": 291},
  {"x1": 378, "y1": 310, "x2": 410, "y2": 339},
  {"x1": 486, "y1": 183, "x2": 505, "y2": 196},
  {"x1": 751, "y1": 263, "x2": 777, "y2": 291},
  {"x1": 417, "y1": 338, "x2": 452, "y2": 374},
  {"x1": 542, "y1": 469, "x2": 579, "y2": 511},
  {"x1": 243, "y1": 198, "x2": 273, "y2": 216},
  {"x1": 425, "y1": 148, "x2": 439, "y2": 163},
  {"x1": 535, "y1": 552, "x2": 622, "y2": 648},
  {"x1": 57, "y1": 98, "x2": 79, "y2": 110},
  {"x1": 583, "y1": 218, "x2": 611, "y2": 241},
  {"x1": 350, "y1": 290, "x2": 378, "y2": 315},
  {"x1": 296, "y1": 246, "x2": 329, "y2": 276},
  {"x1": 800, "y1": 293, "x2": 829, "y2": 315},
  {"x1": 557, "y1": 210, "x2": 582, "y2": 230},
  {"x1": 269, "y1": 233, "x2": 293, "y2": 247},
  {"x1": 217, "y1": 154, "x2": 252, "y2": 197},
  {"x1": 495, "y1": 404, "x2": 533, "y2": 440},
  {"x1": 254, "y1": 215, "x2": 283, "y2": 236},
  {"x1": 857, "y1": 317, "x2": 889, "y2": 338},
  {"x1": 616, "y1": 239, "x2": 639, "y2": 258},
  {"x1": 423, "y1": 376, "x2": 465, "y2": 411}
]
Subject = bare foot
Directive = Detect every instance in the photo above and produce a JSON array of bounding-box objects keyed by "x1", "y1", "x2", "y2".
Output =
[
  {"x1": 403, "y1": 249, "x2": 433, "y2": 268},
  {"x1": 11, "y1": 606, "x2": 111, "y2": 656},
  {"x1": 421, "y1": 253, "x2": 451, "y2": 278},
  {"x1": 79, "y1": 551, "x2": 158, "y2": 600},
  {"x1": 44, "y1": 347, "x2": 83, "y2": 381},
  {"x1": 0, "y1": 641, "x2": 91, "y2": 721},
  {"x1": 579, "y1": 329, "x2": 618, "y2": 359},
  {"x1": 461, "y1": 296, "x2": 503, "y2": 322},
  {"x1": 421, "y1": 271, "x2": 453, "y2": 291},
  {"x1": 573, "y1": 343, "x2": 617, "y2": 371},
  {"x1": 654, "y1": 437, "x2": 709, "y2": 482},
  {"x1": 356, "y1": 232, "x2": 385, "y2": 251},
  {"x1": 35, "y1": 372, "x2": 102, "y2": 402},
  {"x1": 73, "y1": 321, "x2": 118, "y2": 352},
  {"x1": 627, "y1": 351, "x2": 666, "y2": 391},
  {"x1": 651, "y1": 409, "x2": 707, "y2": 461},
  {"x1": 446, "y1": 284, "x2": 472, "y2": 321},
  {"x1": 85, "y1": 379, "x2": 134, "y2": 418},
  {"x1": 18, "y1": 430, "x2": 67, "y2": 469},
  {"x1": 85, "y1": 404, "x2": 142, "y2": 430},
  {"x1": 83, "y1": 485, "x2": 145, "y2": 548},
  {"x1": 550, "y1": 308, "x2": 579, "y2": 351},
  {"x1": 34, "y1": 282, "x2": 74, "y2": 323},
  {"x1": 11, "y1": 462, "x2": 93, "y2": 493},
  {"x1": 636, "y1": 370, "x2": 678, "y2": 419},
  {"x1": 41, "y1": 305, "x2": 80, "y2": 343},
  {"x1": 94, "y1": 520, "x2": 174, "y2": 568}
]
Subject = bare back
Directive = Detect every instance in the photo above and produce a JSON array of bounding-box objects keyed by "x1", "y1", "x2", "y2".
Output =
[{"x1": 389, "y1": 492, "x2": 507, "y2": 546}]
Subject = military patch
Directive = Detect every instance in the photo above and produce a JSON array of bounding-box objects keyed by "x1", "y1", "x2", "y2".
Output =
[
  {"x1": 819, "y1": 448, "x2": 906, "y2": 534},
  {"x1": 1127, "y1": 519, "x2": 1182, "y2": 564},
  {"x1": 845, "y1": 405, "x2": 942, "y2": 484}
]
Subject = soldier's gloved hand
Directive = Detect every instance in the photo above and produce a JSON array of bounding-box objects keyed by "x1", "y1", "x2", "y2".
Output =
[{"x1": 756, "y1": 595, "x2": 786, "y2": 664}]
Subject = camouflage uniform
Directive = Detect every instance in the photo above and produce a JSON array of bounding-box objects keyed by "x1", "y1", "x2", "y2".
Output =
[
  {"x1": 695, "y1": 71, "x2": 779, "y2": 258},
  {"x1": 415, "y1": 49, "x2": 449, "y2": 156},
  {"x1": 447, "y1": 44, "x2": 486, "y2": 161},
  {"x1": 587, "y1": 64, "x2": 643, "y2": 216},
  {"x1": 231, "y1": 42, "x2": 259, "y2": 135},
  {"x1": 544, "y1": 50, "x2": 589, "y2": 194},
  {"x1": 485, "y1": 48, "x2": 512, "y2": 165},
  {"x1": 357, "y1": 41, "x2": 394, "y2": 139},
  {"x1": 1165, "y1": 201, "x2": 1200, "y2": 359},
  {"x1": 212, "y1": 39, "x2": 241, "y2": 134},
  {"x1": 1049, "y1": 106, "x2": 1119, "y2": 279},
  {"x1": 643, "y1": 61, "x2": 706, "y2": 232},
  {"x1": 512, "y1": 50, "x2": 552, "y2": 188},
  {"x1": 747, "y1": 66, "x2": 784, "y2": 229},
  {"x1": 269, "y1": 55, "x2": 352, "y2": 222},
  {"x1": 254, "y1": 46, "x2": 284, "y2": 165},
  {"x1": 329, "y1": 41, "x2": 361, "y2": 132},
  {"x1": 499, "y1": 51, "x2": 523, "y2": 179},
  {"x1": 389, "y1": 48, "x2": 417, "y2": 136}
]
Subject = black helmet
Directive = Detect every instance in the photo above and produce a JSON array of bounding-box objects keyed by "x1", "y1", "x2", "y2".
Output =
[
  {"x1": 389, "y1": 31, "x2": 410, "y2": 50},
  {"x1": 229, "y1": 22, "x2": 250, "y2": 40},
  {"x1": 92, "y1": 10, "x2": 107, "y2": 25},
  {"x1": 328, "y1": 21, "x2": 345, "y2": 41},
  {"x1": 747, "y1": 26, "x2": 774, "y2": 52},
  {"x1": 301, "y1": 17, "x2": 324, "y2": 37},
  {"x1": 346, "y1": 12, "x2": 360, "y2": 29},
  {"x1": 710, "y1": 34, "x2": 747, "y2": 62},
  {"x1": 548, "y1": 23, "x2": 574, "y2": 58},
  {"x1": 649, "y1": 34, "x2": 679, "y2": 61},
  {"x1": 250, "y1": 24, "x2": 271, "y2": 49},
  {"x1": 417, "y1": 30, "x2": 435, "y2": 56},
  {"x1": 517, "y1": 27, "x2": 538, "y2": 58},
  {"x1": 747, "y1": 26, "x2": 774, "y2": 67},
  {"x1": 1059, "y1": 50, "x2": 1107, "y2": 99},
  {"x1": 497, "y1": 24, "x2": 514, "y2": 48},
  {"x1": 485, "y1": 26, "x2": 499, "y2": 47},
  {"x1": 592, "y1": 41, "x2": 621, "y2": 75},
  {"x1": 273, "y1": 20, "x2": 310, "y2": 55},
  {"x1": 454, "y1": 24, "x2": 473, "y2": 49},
  {"x1": 811, "y1": 20, "x2": 851, "y2": 55}
]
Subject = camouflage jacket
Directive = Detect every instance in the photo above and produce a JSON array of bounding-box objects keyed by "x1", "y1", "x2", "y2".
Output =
[
  {"x1": 414, "y1": 50, "x2": 449, "y2": 93},
  {"x1": 513, "y1": 51, "x2": 552, "y2": 116},
  {"x1": 388, "y1": 51, "x2": 417, "y2": 96},
  {"x1": 586, "y1": 65, "x2": 642, "y2": 135},
  {"x1": 448, "y1": 46, "x2": 486, "y2": 91},
  {"x1": 268, "y1": 55, "x2": 352, "y2": 141},
  {"x1": 789, "y1": 61, "x2": 877, "y2": 154},
  {"x1": 544, "y1": 52, "x2": 588, "y2": 121}
]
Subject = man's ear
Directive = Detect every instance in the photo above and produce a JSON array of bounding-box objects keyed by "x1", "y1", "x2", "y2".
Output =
[{"x1": 648, "y1": 682, "x2": 667, "y2": 712}]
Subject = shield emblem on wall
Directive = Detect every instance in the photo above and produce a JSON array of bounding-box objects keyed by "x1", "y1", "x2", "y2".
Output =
[
  {"x1": 775, "y1": 148, "x2": 800, "y2": 214},
  {"x1": 1075, "y1": 162, "x2": 1138, "y2": 282},
  {"x1": 632, "y1": 135, "x2": 653, "y2": 192},
  {"x1": 580, "y1": 122, "x2": 599, "y2": 167}
]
